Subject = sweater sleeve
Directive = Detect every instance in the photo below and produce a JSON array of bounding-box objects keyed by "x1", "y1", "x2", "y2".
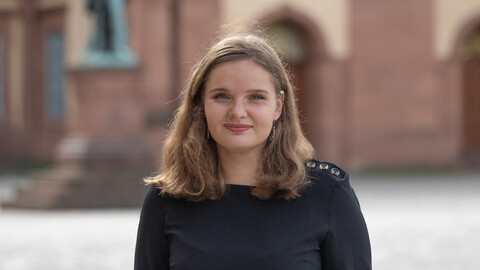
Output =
[
  {"x1": 320, "y1": 177, "x2": 372, "y2": 270},
  {"x1": 134, "y1": 185, "x2": 170, "y2": 270}
]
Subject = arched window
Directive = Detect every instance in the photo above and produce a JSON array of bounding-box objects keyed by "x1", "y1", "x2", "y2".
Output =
[
  {"x1": 44, "y1": 30, "x2": 65, "y2": 119},
  {"x1": 264, "y1": 23, "x2": 308, "y2": 64},
  {"x1": 460, "y1": 26, "x2": 480, "y2": 60},
  {"x1": 0, "y1": 34, "x2": 5, "y2": 119},
  {"x1": 461, "y1": 25, "x2": 480, "y2": 158}
]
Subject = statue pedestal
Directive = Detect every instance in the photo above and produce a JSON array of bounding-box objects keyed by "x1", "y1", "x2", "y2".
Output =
[{"x1": 4, "y1": 69, "x2": 155, "y2": 209}]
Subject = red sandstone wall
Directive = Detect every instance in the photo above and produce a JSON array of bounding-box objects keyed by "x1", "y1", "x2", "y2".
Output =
[{"x1": 349, "y1": 0, "x2": 454, "y2": 168}]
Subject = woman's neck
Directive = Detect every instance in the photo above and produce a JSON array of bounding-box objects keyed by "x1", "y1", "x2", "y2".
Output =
[{"x1": 217, "y1": 148, "x2": 261, "y2": 186}]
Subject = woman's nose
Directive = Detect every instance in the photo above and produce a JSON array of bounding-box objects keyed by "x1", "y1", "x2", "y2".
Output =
[{"x1": 228, "y1": 100, "x2": 247, "y2": 118}]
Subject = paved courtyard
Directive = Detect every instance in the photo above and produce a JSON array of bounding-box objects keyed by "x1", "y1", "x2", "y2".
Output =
[{"x1": 0, "y1": 171, "x2": 479, "y2": 270}]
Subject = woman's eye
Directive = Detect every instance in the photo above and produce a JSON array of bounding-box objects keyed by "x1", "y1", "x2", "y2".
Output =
[
  {"x1": 250, "y1": 95, "x2": 265, "y2": 100},
  {"x1": 213, "y1": 94, "x2": 229, "y2": 99}
]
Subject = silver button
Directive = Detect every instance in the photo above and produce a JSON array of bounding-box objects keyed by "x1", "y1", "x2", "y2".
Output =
[
  {"x1": 331, "y1": 168, "x2": 340, "y2": 176},
  {"x1": 306, "y1": 161, "x2": 316, "y2": 168},
  {"x1": 319, "y1": 163, "x2": 329, "y2": 170}
]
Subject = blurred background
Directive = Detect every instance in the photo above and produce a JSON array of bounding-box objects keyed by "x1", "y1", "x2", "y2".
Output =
[{"x1": 0, "y1": 0, "x2": 479, "y2": 269}]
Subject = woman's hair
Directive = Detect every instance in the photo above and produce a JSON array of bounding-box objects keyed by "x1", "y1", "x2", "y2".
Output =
[{"x1": 145, "y1": 33, "x2": 314, "y2": 201}]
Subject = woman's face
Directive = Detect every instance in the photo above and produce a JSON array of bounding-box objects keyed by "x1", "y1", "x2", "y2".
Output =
[{"x1": 203, "y1": 59, "x2": 283, "y2": 155}]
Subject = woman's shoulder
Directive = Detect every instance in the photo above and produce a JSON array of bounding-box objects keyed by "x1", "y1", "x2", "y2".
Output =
[
  {"x1": 302, "y1": 159, "x2": 360, "y2": 207},
  {"x1": 304, "y1": 159, "x2": 351, "y2": 191},
  {"x1": 305, "y1": 159, "x2": 348, "y2": 180},
  {"x1": 141, "y1": 183, "x2": 177, "y2": 208}
]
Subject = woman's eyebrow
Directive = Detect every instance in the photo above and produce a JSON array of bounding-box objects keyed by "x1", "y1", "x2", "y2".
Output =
[
  {"x1": 207, "y1": 88, "x2": 230, "y2": 93},
  {"x1": 247, "y1": 89, "x2": 270, "y2": 95},
  {"x1": 207, "y1": 88, "x2": 270, "y2": 95}
]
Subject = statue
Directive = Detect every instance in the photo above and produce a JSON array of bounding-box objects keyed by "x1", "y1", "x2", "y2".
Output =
[{"x1": 78, "y1": 0, "x2": 136, "y2": 67}]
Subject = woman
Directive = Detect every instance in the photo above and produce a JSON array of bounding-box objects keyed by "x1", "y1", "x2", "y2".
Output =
[{"x1": 134, "y1": 34, "x2": 371, "y2": 269}]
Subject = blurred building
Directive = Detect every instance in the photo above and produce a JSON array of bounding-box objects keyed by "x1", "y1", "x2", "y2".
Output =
[{"x1": 0, "y1": 0, "x2": 479, "y2": 169}]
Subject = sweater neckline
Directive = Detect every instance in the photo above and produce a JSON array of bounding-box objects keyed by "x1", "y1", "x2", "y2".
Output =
[{"x1": 226, "y1": 183, "x2": 256, "y2": 188}]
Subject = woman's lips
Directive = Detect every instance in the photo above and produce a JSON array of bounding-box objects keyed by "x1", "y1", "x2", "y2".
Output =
[{"x1": 224, "y1": 124, "x2": 252, "y2": 132}]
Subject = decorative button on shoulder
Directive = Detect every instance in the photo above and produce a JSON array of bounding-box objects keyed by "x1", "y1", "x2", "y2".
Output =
[
  {"x1": 319, "y1": 163, "x2": 329, "y2": 170},
  {"x1": 306, "y1": 160, "x2": 316, "y2": 168},
  {"x1": 330, "y1": 167, "x2": 340, "y2": 176}
]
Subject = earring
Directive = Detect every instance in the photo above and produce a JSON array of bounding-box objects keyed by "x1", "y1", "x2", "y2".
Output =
[
  {"x1": 269, "y1": 121, "x2": 276, "y2": 141},
  {"x1": 207, "y1": 129, "x2": 210, "y2": 140}
]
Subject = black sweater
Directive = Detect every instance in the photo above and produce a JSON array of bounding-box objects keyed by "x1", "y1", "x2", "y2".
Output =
[{"x1": 134, "y1": 160, "x2": 371, "y2": 270}]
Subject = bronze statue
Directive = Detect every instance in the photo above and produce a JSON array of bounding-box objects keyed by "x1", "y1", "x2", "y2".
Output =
[{"x1": 79, "y1": 0, "x2": 136, "y2": 67}]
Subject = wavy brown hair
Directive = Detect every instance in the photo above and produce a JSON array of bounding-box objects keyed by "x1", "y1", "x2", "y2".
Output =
[{"x1": 145, "y1": 34, "x2": 314, "y2": 201}]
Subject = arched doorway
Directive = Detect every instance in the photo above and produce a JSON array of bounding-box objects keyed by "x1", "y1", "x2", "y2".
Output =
[
  {"x1": 263, "y1": 22, "x2": 310, "y2": 132},
  {"x1": 461, "y1": 25, "x2": 480, "y2": 161}
]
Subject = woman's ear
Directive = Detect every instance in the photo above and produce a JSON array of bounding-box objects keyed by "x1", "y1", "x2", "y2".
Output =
[{"x1": 274, "y1": 91, "x2": 285, "y2": 120}]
